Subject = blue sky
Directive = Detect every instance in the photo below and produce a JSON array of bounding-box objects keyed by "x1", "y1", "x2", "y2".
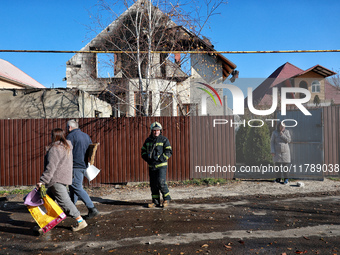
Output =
[{"x1": 1, "y1": 0, "x2": 339, "y2": 91}]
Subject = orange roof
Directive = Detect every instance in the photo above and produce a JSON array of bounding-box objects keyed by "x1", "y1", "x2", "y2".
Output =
[{"x1": 0, "y1": 59, "x2": 45, "y2": 88}]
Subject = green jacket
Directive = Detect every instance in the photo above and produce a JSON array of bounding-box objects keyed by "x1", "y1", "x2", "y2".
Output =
[{"x1": 141, "y1": 134, "x2": 172, "y2": 169}]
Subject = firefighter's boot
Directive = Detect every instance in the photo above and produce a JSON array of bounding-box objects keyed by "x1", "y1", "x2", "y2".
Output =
[
  {"x1": 162, "y1": 200, "x2": 170, "y2": 208},
  {"x1": 148, "y1": 198, "x2": 160, "y2": 208}
]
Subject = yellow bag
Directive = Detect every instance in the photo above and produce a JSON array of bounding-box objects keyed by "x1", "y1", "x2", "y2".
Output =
[{"x1": 27, "y1": 194, "x2": 66, "y2": 233}]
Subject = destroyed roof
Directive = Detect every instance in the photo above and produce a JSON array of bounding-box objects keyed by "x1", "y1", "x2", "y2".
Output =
[
  {"x1": 180, "y1": 26, "x2": 237, "y2": 80},
  {"x1": 0, "y1": 59, "x2": 45, "y2": 88},
  {"x1": 67, "y1": 0, "x2": 236, "y2": 80}
]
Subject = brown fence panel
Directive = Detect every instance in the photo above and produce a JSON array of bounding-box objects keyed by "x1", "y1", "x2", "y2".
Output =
[
  {"x1": 0, "y1": 116, "x2": 235, "y2": 186},
  {"x1": 74, "y1": 117, "x2": 191, "y2": 184},
  {"x1": 0, "y1": 119, "x2": 66, "y2": 186},
  {"x1": 190, "y1": 116, "x2": 236, "y2": 180},
  {"x1": 323, "y1": 106, "x2": 340, "y2": 177},
  {"x1": 135, "y1": 117, "x2": 191, "y2": 182}
]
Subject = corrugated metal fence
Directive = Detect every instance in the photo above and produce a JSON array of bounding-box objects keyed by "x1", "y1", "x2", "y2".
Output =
[
  {"x1": 1, "y1": 107, "x2": 338, "y2": 187},
  {"x1": 0, "y1": 116, "x2": 236, "y2": 186},
  {"x1": 281, "y1": 105, "x2": 340, "y2": 177},
  {"x1": 323, "y1": 106, "x2": 340, "y2": 176},
  {"x1": 190, "y1": 116, "x2": 235, "y2": 180}
]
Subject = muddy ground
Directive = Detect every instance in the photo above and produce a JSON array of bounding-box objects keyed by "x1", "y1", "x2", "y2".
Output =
[{"x1": 0, "y1": 179, "x2": 339, "y2": 254}]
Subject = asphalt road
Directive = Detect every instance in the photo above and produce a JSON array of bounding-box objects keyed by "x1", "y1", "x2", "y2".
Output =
[{"x1": 0, "y1": 189, "x2": 340, "y2": 254}]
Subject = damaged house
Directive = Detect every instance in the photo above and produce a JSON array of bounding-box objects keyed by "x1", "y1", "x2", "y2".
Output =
[
  {"x1": 0, "y1": 88, "x2": 112, "y2": 119},
  {"x1": 66, "y1": 0, "x2": 237, "y2": 117},
  {"x1": 0, "y1": 59, "x2": 111, "y2": 119}
]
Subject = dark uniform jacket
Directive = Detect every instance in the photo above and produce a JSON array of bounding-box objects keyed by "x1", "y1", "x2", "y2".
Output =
[{"x1": 141, "y1": 134, "x2": 172, "y2": 169}]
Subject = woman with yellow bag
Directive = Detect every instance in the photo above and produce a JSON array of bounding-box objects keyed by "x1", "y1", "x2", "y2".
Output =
[{"x1": 36, "y1": 128, "x2": 87, "y2": 232}]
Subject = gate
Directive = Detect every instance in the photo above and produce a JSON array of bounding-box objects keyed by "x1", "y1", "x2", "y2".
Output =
[{"x1": 278, "y1": 108, "x2": 323, "y2": 180}]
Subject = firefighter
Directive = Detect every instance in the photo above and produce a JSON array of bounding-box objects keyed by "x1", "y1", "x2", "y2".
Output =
[{"x1": 141, "y1": 122, "x2": 172, "y2": 208}]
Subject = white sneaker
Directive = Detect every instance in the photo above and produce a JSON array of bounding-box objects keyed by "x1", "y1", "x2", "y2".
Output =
[{"x1": 72, "y1": 220, "x2": 88, "y2": 232}]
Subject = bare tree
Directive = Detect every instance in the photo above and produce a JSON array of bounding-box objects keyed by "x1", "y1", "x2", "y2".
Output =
[
  {"x1": 328, "y1": 69, "x2": 340, "y2": 90},
  {"x1": 70, "y1": 0, "x2": 228, "y2": 116}
]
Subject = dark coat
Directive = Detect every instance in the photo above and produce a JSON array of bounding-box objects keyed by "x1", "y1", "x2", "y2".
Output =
[
  {"x1": 141, "y1": 134, "x2": 172, "y2": 169},
  {"x1": 66, "y1": 129, "x2": 92, "y2": 169}
]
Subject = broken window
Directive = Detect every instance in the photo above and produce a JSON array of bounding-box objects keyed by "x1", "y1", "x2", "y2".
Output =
[
  {"x1": 97, "y1": 53, "x2": 115, "y2": 78},
  {"x1": 178, "y1": 103, "x2": 193, "y2": 116},
  {"x1": 160, "y1": 92, "x2": 173, "y2": 116},
  {"x1": 112, "y1": 92, "x2": 127, "y2": 117},
  {"x1": 160, "y1": 53, "x2": 168, "y2": 78},
  {"x1": 177, "y1": 103, "x2": 198, "y2": 116},
  {"x1": 160, "y1": 53, "x2": 191, "y2": 78},
  {"x1": 95, "y1": 110, "x2": 102, "y2": 118}
]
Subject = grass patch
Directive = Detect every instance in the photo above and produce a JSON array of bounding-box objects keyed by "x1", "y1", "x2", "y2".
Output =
[
  {"x1": 0, "y1": 188, "x2": 31, "y2": 196},
  {"x1": 136, "y1": 182, "x2": 150, "y2": 188},
  {"x1": 327, "y1": 177, "x2": 340, "y2": 181},
  {"x1": 130, "y1": 178, "x2": 233, "y2": 188},
  {"x1": 127, "y1": 178, "x2": 233, "y2": 188},
  {"x1": 170, "y1": 178, "x2": 231, "y2": 186}
]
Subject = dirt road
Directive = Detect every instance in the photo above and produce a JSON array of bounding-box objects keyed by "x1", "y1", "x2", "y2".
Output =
[{"x1": 0, "y1": 179, "x2": 339, "y2": 254}]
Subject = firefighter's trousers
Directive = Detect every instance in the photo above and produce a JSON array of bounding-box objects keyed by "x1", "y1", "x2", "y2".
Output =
[{"x1": 149, "y1": 166, "x2": 171, "y2": 204}]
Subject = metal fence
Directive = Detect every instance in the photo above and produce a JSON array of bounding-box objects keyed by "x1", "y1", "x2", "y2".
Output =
[
  {"x1": 323, "y1": 106, "x2": 340, "y2": 176},
  {"x1": 280, "y1": 105, "x2": 340, "y2": 177},
  {"x1": 2, "y1": 107, "x2": 337, "y2": 187},
  {"x1": 0, "y1": 116, "x2": 236, "y2": 186},
  {"x1": 190, "y1": 116, "x2": 235, "y2": 179}
]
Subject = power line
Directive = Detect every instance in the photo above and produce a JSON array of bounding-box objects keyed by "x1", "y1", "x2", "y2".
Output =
[{"x1": 0, "y1": 49, "x2": 340, "y2": 54}]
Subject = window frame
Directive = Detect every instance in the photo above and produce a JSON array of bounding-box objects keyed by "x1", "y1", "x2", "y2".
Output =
[{"x1": 311, "y1": 80, "x2": 321, "y2": 93}]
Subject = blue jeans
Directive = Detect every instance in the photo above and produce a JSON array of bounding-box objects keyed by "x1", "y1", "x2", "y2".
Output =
[{"x1": 69, "y1": 168, "x2": 94, "y2": 209}]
